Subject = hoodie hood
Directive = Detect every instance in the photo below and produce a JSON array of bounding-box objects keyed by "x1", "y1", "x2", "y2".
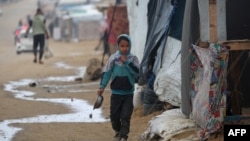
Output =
[{"x1": 116, "y1": 34, "x2": 131, "y2": 55}]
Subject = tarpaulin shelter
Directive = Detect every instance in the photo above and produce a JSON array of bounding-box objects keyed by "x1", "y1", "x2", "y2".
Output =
[
  {"x1": 127, "y1": 0, "x2": 250, "y2": 140},
  {"x1": 53, "y1": 4, "x2": 103, "y2": 41},
  {"x1": 106, "y1": 4, "x2": 129, "y2": 53}
]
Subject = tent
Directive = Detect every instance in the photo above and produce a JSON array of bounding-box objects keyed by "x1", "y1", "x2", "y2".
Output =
[
  {"x1": 53, "y1": 4, "x2": 103, "y2": 41},
  {"x1": 126, "y1": 0, "x2": 250, "y2": 140}
]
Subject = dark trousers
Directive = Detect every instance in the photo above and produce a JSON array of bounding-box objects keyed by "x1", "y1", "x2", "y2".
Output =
[
  {"x1": 110, "y1": 94, "x2": 134, "y2": 139},
  {"x1": 33, "y1": 34, "x2": 45, "y2": 60}
]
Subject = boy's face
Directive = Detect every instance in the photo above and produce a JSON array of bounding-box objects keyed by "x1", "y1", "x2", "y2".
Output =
[{"x1": 119, "y1": 39, "x2": 129, "y2": 55}]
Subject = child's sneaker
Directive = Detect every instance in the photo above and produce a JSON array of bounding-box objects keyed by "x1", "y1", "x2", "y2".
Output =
[{"x1": 120, "y1": 138, "x2": 127, "y2": 141}]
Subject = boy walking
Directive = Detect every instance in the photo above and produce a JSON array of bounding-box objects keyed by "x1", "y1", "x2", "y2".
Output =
[{"x1": 97, "y1": 34, "x2": 139, "y2": 141}]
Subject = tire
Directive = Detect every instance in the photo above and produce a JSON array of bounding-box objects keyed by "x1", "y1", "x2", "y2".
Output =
[
  {"x1": 142, "y1": 88, "x2": 164, "y2": 115},
  {"x1": 143, "y1": 103, "x2": 163, "y2": 116},
  {"x1": 142, "y1": 88, "x2": 158, "y2": 104}
]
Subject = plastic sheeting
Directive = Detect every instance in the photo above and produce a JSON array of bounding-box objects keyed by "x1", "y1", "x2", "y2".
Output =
[
  {"x1": 180, "y1": 0, "x2": 200, "y2": 116},
  {"x1": 154, "y1": 37, "x2": 181, "y2": 107},
  {"x1": 190, "y1": 43, "x2": 228, "y2": 140},
  {"x1": 138, "y1": 0, "x2": 177, "y2": 85},
  {"x1": 107, "y1": 5, "x2": 129, "y2": 45},
  {"x1": 127, "y1": 0, "x2": 149, "y2": 62}
]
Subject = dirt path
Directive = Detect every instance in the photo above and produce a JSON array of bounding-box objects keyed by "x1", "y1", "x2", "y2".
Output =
[{"x1": 0, "y1": 1, "x2": 157, "y2": 141}]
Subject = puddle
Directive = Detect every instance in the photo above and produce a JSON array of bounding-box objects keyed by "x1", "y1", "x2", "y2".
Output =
[{"x1": 0, "y1": 62, "x2": 109, "y2": 141}]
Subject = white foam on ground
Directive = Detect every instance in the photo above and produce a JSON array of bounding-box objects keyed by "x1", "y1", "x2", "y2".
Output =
[{"x1": 0, "y1": 62, "x2": 108, "y2": 141}]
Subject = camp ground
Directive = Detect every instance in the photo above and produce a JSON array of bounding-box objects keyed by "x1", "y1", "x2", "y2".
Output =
[{"x1": 1, "y1": 0, "x2": 250, "y2": 140}]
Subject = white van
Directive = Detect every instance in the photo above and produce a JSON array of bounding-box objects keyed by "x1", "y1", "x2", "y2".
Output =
[{"x1": 15, "y1": 29, "x2": 48, "y2": 54}]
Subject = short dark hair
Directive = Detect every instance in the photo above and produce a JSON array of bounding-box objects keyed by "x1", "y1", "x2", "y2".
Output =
[{"x1": 36, "y1": 8, "x2": 42, "y2": 13}]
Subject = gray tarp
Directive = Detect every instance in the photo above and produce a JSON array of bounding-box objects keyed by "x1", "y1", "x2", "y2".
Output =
[
  {"x1": 138, "y1": 0, "x2": 177, "y2": 86},
  {"x1": 180, "y1": 0, "x2": 199, "y2": 116},
  {"x1": 153, "y1": 0, "x2": 186, "y2": 76},
  {"x1": 134, "y1": 0, "x2": 197, "y2": 117}
]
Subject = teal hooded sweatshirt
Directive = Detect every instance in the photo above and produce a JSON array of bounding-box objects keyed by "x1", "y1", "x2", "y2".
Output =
[{"x1": 99, "y1": 34, "x2": 139, "y2": 95}]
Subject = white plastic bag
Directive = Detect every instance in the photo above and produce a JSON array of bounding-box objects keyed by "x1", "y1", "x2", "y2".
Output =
[
  {"x1": 133, "y1": 84, "x2": 144, "y2": 108},
  {"x1": 44, "y1": 41, "x2": 53, "y2": 59}
]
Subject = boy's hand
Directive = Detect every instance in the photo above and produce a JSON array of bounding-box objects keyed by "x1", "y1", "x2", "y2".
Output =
[
  {"x1": 120, "y1": 55, "x2": 127, "y2": 63},
  {"x1": 98, "y1": 88, "x2": 104, "y2": 95}
]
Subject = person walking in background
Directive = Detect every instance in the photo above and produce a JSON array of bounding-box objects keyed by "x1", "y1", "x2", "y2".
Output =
[
  {"x1": 14, "y1": 19, "x2": 23, "y2": 44},
  {"x1": 18, "y1": 19, "x2": 23, "y2": 27},
  {"x1": 95, "y1": 17, "x2": 111, "y2": 66},
  {"x1": 97, "y1": 34, "x2": 139, "y2": 141},
  {"x1": 99, "y1": 28, "x2": 111, "y2": 66},
  {"x1": 25, "y1": 8, "x2": 49, "y2": 64},
  {"x1": 26, "y1": 14, "x2": 32, "y2": 27}
]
